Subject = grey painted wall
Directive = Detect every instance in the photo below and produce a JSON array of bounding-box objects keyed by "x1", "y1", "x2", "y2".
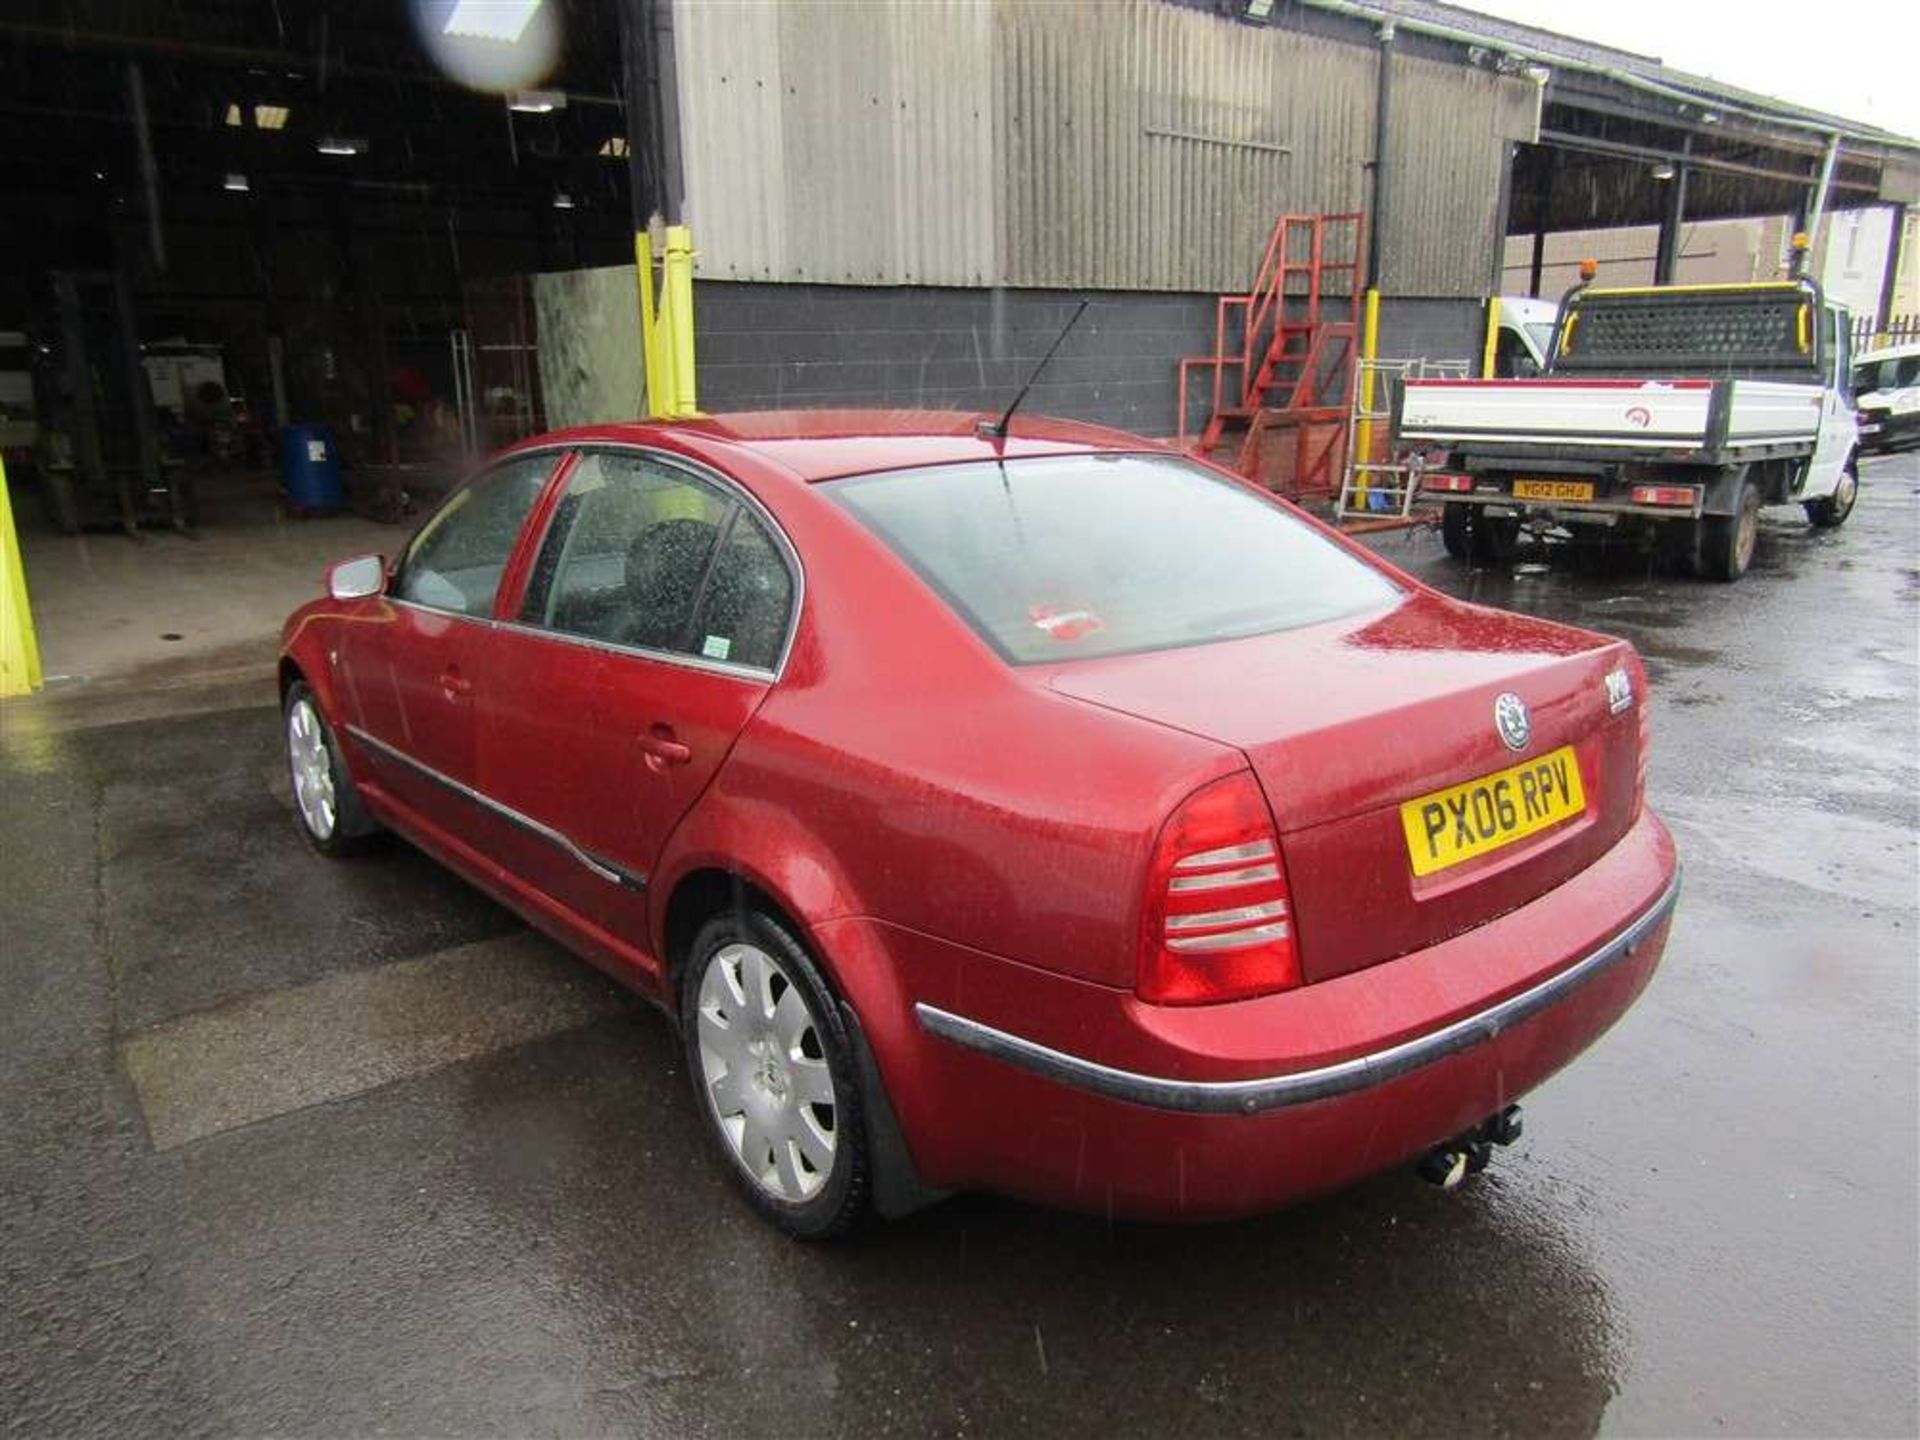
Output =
[
  {"x1": 695, "y1": 282, "x2": 1215, "y2": 437},
  {"x1": 534, "y1": 266, "x2": 1486, "y2": 437}
]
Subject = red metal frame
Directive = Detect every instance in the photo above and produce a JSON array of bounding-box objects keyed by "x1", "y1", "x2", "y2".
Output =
[{"x1": 1177, "y1": 213, "x2": 1365, "y2": 499}]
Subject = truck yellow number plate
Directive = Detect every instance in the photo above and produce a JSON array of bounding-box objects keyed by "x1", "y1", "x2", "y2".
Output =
[
  {"x1": 1400, "y1": 745, "x2": 1587, "y2": 877},
  {"x1": 1512, "y1": 479, "x2": 1595, "y2": 502}
]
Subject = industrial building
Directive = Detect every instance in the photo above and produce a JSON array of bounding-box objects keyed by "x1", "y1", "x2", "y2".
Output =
[{"x1": 0, "y1": 0, "x2": 1916, "y2": 673}]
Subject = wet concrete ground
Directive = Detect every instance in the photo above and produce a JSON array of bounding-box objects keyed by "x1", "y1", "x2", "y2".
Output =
[{"x1": 3, "y1": 455, "x2": 1915, "y2": 1437}]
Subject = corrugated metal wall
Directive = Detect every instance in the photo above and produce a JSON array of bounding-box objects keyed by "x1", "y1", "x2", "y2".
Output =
[{"x1": 673, "y1": 0, "x2": 1533, "y2": 297}]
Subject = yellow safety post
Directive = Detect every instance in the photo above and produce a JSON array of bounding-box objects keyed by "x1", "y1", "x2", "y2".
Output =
[
  {"x1": 633, "y1": 224, "x2": 701, "y2": 419},
  {"x1": 660, "y1": 226, "x2": 698, "y2": 417},
  {"x1": 1353, "y1": 287, "x2": 1381, "y2": 508},
  {"x1": 634, "y1": 229, "x2": 665, "y2": 418},
  {"x1": 1481, "y1": 295, "x2": 1502, "y2": 379},
  {"x1": 0, "y1": 456, "x2": 45, "y2": 698}
]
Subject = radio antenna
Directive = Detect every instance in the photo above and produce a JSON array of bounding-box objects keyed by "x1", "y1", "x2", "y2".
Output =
[{"x1": 976, "y1": 299, "x2": 1089, "y2": 443}]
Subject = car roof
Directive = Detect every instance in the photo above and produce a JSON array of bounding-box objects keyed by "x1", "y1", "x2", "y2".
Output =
[{"x1": 514, "y1": 409, "x2": 1165, "y2": 484}]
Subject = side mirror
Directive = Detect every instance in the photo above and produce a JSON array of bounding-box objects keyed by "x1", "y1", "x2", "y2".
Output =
[{"x1": 328, "y1": 554, "x2": 387, "y2": 601}]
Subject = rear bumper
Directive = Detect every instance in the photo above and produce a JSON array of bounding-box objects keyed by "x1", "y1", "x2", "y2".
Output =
[
  {"x1": 826, "y1": 807, "x2": 1677, "y2": 1221},
  {"x1": 915, "y1": 868, "x2": 1677, "y2": 1115}
]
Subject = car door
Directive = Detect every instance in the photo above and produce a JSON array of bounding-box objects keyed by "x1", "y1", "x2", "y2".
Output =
[
  {"x1": 478, "y1": 447, "x2": 797, "y2": 949},
  {"x1": 337, "y1": 450, "x2": 557, "y2": 847},
  {"x1": 1802, "y1": 305, "x2": 1858, "y2": 496}
]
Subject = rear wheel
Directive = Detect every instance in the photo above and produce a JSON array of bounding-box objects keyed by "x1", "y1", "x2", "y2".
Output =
[
  {"x1": 1698, "y1": 475, "x2": 1760, "y2": 582},
  {"x1": 1803, "y1": 457, "x2": 1858, "y2": 529},
  {"x1": 681, "y1": 907, "x2": 870, "y2": 1239},
  {"x1": 1439, "y1": 505, "x2": 1520, "y2": 565}
]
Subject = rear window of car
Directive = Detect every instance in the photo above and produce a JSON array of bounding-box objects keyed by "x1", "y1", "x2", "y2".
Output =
[{"x1": 828, "y1": 452, "x2": 1400, "y2": 663}]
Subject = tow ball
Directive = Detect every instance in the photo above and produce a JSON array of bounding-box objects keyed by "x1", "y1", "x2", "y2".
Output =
[{"x1": 1417, "y1": 1105, "x2": 1525, "y2": 1189}]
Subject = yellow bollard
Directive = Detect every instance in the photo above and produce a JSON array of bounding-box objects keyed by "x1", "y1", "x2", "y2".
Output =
[
  {"x1": 0, "y1": 456, "x2": 45, "y2": 698},
  {"x1": 634, "y1": 229, "x2": 668, "y2": 419},
  {"x1": 662, "y1": 225, "x2": 699, "y2": 417},
  {"x1": 1353, "y1": 288, "x2": 1381, "y2": 508}
]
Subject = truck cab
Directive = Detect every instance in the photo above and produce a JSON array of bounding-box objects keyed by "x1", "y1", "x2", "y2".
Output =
[{"x1": 1398, "y1": 279, "x2": 1860, "y2": 582}]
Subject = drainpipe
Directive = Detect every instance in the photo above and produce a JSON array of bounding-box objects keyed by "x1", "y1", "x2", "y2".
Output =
[
  {"x1": 1365, "y1": 20, "x2": 1395, "y2": 292},
  {"x1": 1355, "y1": 20, "x2": 1394, "y2": 506},
  {"x1": 1796, "y1": 132, "x2": 1841, "y2": 279}
]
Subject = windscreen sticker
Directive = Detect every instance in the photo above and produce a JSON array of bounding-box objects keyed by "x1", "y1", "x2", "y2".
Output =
[
  {"x1": 1028, "y1": 604, "x2": 1103, "y2": 642},
  {"x1": 701, "y1": 634, "x2": 732, "y2": 660}
]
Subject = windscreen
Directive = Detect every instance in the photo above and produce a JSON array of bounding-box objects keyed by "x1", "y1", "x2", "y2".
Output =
[{"x1": 830, "y1": 453, "x2": 1400, "y2": 664}]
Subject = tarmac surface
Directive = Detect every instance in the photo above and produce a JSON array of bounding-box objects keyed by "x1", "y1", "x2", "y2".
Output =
[{"x1": 3, "y1": 453, "x2": 1916, "y2": 1437}]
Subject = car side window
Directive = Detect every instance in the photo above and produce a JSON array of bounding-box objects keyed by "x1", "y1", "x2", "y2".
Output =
[
  {"x1": 394, "y1": 454, "x2": 553, "y2": 615},
  {"x1": 521, "y1": 451, "x2": 737, "y2": 656},
  {"x1": 689, "y1": 509, "x2": 795, "y2": 671}
]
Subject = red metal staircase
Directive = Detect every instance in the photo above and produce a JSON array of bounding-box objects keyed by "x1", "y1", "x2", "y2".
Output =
[{"x1": 1177, "y1": 213, "x2": 1365, "y2": 498}]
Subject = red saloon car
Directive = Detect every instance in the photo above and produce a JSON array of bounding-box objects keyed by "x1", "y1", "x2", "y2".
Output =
[{"x1": 279, "y1": 410, "x2": 1678, "y2": 1237}]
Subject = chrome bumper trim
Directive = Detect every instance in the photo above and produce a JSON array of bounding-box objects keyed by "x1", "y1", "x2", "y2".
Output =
[
  {"x1": 915, "y1": 870, "x2": 1680, "y2": 1115},
  {"x1": 343, "y1": 724, "x2": 647, "y2": 891}
]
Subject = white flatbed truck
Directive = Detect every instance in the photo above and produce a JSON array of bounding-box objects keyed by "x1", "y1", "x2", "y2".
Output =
[{"x1": 1396, "y1": 279, "x2": 1860, "y2": 581}]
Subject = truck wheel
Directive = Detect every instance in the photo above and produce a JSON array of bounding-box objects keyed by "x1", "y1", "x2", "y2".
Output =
[
  {"x1": 1699, "y1": 476, "x2": 1760, "y2": 582},
  {"x1": 1803, "y1": 458, "x2": 1858, "y2": 529},
  {"x1": 1440, "y1": 506, "x2": 1519, "y2": 565}
]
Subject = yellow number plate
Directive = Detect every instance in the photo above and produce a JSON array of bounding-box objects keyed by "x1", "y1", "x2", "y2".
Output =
[
  {"x1": 1512, "y1": 479, "x2": 1595, "y2": 502},
  {"x1": 1400, "y1": 745, "x2": 1586, "y2": 877}
]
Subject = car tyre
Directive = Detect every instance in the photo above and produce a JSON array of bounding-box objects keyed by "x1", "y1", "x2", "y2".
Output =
[
  {"x1": 1698, "y1": 475, "x2": 1760, "y2": 582},
  {"x1": 283, "y1": 681, "x2": 379, "y2": 855},
  {"x1": 680, "y1": 906, "x2": 871, "y2": 1240},
  {"x1": 1803, "y1": 456, "x2": 1858, "y2": 529},
  {"x1": 1440, "y1": 506, "x2": 1519, "y2": 565}
]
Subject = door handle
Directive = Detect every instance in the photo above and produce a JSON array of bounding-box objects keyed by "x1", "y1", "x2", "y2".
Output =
[
  {"x1": 639, "y1": 724, "x2": 692, "y2": 768},
  {"x1": 439, "y1": 667, "x2": 474, "y2": 699}
]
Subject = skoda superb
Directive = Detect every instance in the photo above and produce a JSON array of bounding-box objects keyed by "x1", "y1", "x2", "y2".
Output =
[{"x1": 280, "y1": 411, "x2": 1678, "y2": 1237}]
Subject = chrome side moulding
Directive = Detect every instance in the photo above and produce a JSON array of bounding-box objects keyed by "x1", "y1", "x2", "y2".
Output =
[
  {"x1": 343, "y1": 725, "x2": 647, "y2": 891},
  {"x1": 915, "y1": 870, "x2": 1681, "y2": 1115}
]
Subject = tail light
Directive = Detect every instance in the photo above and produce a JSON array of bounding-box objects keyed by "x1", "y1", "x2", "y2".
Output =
[
  {"x1": 1631, "y1": 484, "x2": 1698, "y2": 508},
  {"x1": 1422, "y1": 473, "x2": 1474, "y2": 493},
  {"x1": 1139, "y1": 773, "x2": 1300, "y2": 1005}
]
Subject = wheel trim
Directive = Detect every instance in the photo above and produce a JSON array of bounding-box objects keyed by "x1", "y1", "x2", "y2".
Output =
[
  {"x1": 696, "y1": 942, "x2": 837, "y2": 1203},
  {"x1": 286, "y1": 699, "x2": 337, "y2": 839},
  {"x1": 1835, "y1": 470, "x2": 1858, "y2": 514}
]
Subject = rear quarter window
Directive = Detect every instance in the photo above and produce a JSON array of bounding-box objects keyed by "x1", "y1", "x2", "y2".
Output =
[{"x1": 829, "y1": 452, "x2": 1400, "y2": 664}]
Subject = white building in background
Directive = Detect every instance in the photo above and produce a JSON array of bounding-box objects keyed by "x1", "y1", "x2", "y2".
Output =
[{"x1": 1503, "y1": 204, "x2": 1912, "y2": 328}]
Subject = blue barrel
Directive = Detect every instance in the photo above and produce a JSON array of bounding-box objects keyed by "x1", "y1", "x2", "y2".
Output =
[{"x1": 281, "y1": 424, "x2": 343, "y2": 511}]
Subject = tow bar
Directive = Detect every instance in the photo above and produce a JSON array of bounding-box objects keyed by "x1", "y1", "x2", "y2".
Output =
[{"x1": 1417, "y1": 1105, "x2": 1525, "y2": 1189}]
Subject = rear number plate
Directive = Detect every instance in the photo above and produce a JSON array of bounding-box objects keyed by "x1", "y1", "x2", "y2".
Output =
[
  {"x1": 1512, "y1": 479, "x2": 1594, "y2": 502},
  {"x1": 1400, "y1": 745, "x2": 1587, "y2": 877}
]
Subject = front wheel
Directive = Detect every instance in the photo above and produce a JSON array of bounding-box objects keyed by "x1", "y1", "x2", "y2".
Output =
[
  {"x1": 681, "y1": 908, "x2": 870, "y2": 1239},
  {"x1": 1698, "y1": 475, "x2": 1760, "y2": 582},
  {"x1": 283, "y1": 681, "x2": 380, "y2": 855},
  {"x1": 1803, "y1": 458, "x2": 1859, "y2": 529}
]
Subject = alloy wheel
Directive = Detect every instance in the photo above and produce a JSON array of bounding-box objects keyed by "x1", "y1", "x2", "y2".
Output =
[
  {"x1": 695, "y1": 941, "x2": 838, "y2": 1202},
  {"x1": 286, "y1": 698, "x2": 337, "y2": 840}
]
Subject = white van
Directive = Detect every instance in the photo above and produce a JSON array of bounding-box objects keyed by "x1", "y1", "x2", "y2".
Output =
[{"x1": 1854, "y1": 340, "x2": 1919, "y2": 455}]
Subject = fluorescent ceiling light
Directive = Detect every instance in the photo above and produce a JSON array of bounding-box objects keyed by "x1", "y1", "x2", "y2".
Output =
[
  {"x1": 443, "y1": 0, "x2": 540, "y2": 44},
  {"x1": 225, "y1": 102, "x2": 243, "y2": 127},
  {"x1": 507, "y1": 88, "x2": 565, "y2": 113},
  {"x1": 598, "y1": 135, "x2": 628, "y2": 158},
  {"x1": 224, "y1": 173, "x2": 250, "y2": 192},
  {"x1": 254, "y1": 104, "x2": 290, "y2": 130},
  {"x1": 316, "y1": 136, "x2": 365, "y2": 156}
]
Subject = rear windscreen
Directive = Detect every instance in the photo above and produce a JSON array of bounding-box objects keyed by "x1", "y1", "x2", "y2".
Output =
[
  {"x1": 1555, "y1": 289, "x2": 1818, "y2": 375},
  {"x1": 829, "y1": 453, "x2": 1400, "y2": 664}
]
